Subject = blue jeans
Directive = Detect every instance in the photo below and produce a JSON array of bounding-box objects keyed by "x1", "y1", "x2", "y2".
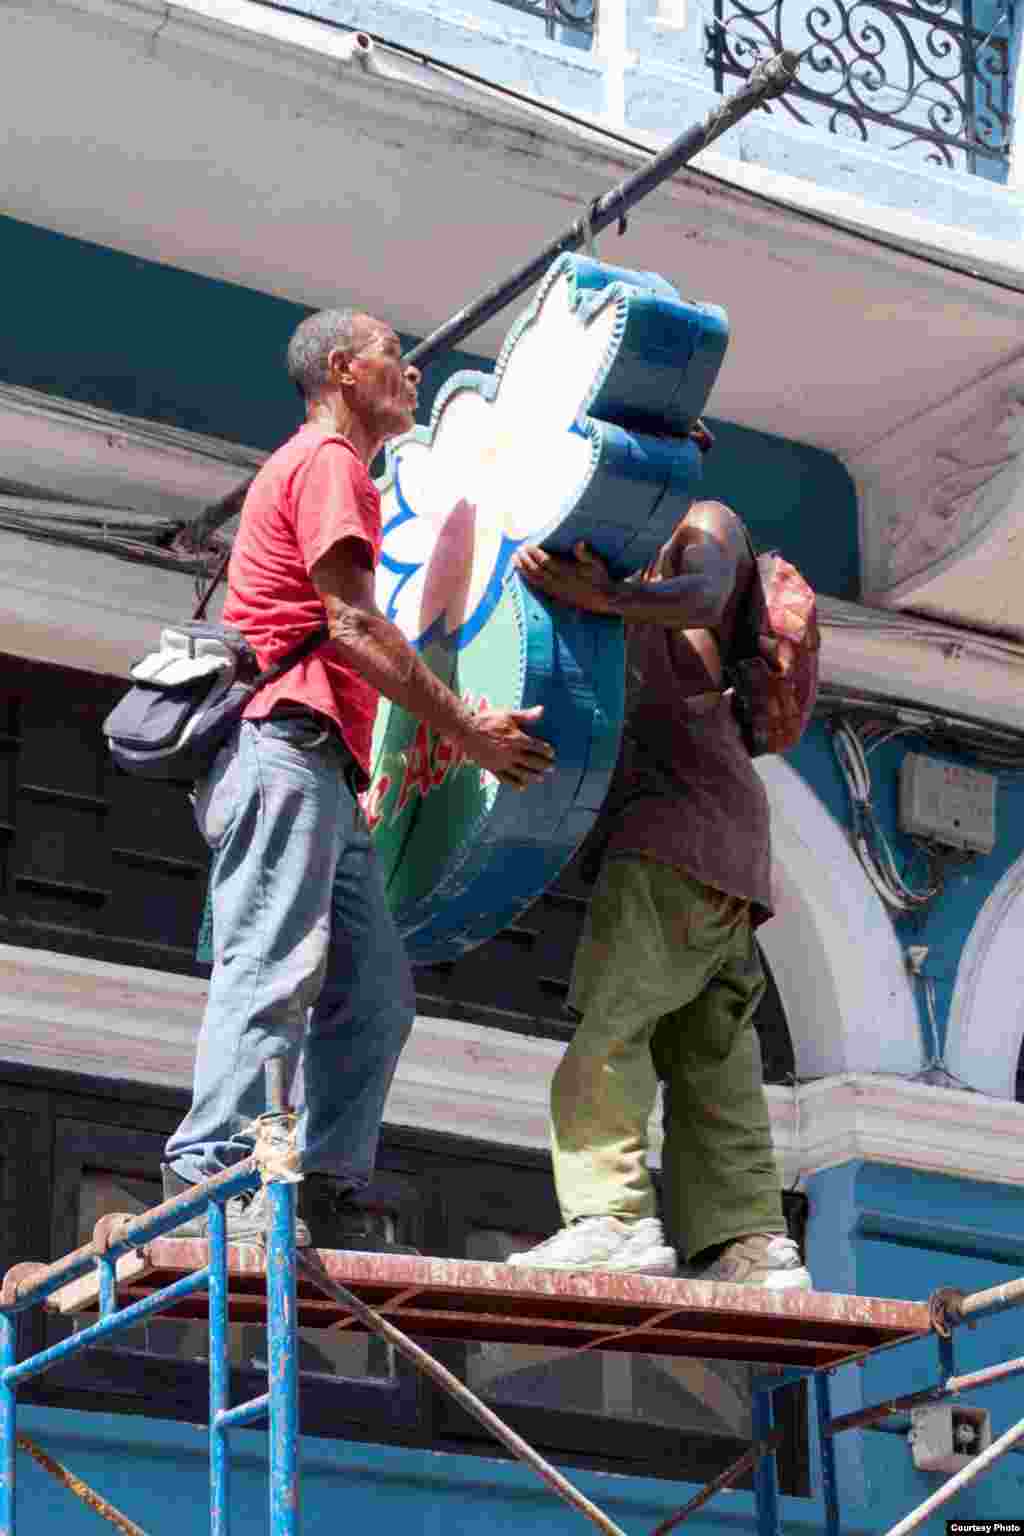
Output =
[{"x1": 165, "y1": 716, "x2": 415, "y2": 1188}]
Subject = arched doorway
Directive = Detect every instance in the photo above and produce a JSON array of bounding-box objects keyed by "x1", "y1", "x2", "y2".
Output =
[
  {"x1": 756, "y1": 757, "x2": 921, "y2": 1079},
  {"x1": 946, "y1": 852, "x2": 1024, "y2": 1099}
]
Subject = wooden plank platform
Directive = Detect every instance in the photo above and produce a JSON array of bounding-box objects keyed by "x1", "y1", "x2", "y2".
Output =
[{"x1": 49, "y1": 1241, "x2": 932, "y2": 1371}]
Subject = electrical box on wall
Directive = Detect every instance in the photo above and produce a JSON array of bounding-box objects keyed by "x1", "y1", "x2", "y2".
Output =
[
  {"x1": 899, "y1": 754, "x2": 997, "y2": 854},
  {"x1": 909, "y1": 1403, "x2": 991, "y2": 1473}
]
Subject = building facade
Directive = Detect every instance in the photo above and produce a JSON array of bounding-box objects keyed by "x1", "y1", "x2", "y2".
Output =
[{"x1": 2, "y1": 0, "x2": 1024, "y2": 1530}]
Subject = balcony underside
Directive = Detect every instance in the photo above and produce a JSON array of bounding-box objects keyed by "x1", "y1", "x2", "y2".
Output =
[{"x1": 2, "y1": 0, "x2": 1024, "y2": 632}]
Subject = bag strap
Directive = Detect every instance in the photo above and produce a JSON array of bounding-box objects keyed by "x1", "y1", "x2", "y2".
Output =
[
  {"x1": 192, "y1": 550, "x2": 231, "y2": 621},
  {"x1": 248, "y1": 623, "x2": 331, "y2": 693}
]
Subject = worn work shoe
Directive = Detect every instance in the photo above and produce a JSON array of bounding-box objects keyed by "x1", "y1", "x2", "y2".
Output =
[
  {"x1": 694, "y1": 1233, "x2": 811, "y2": 1291},
  {"x1": 160, "y1": 1166, "x2": 313, "y2": 1248},
  {"x1": 506, "y1": 1216, "x2": 678, "y2": 1277}
]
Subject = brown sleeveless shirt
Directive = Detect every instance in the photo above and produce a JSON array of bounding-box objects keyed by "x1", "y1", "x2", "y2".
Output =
[{"x1": 591, "y1": 521, "x2": 773, "y2": 928}]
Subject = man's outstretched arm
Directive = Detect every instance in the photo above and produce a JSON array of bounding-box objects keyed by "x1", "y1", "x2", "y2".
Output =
[
  {"x1": 514, "y1": 502, "x2": 746, "y2": 630},
  {"x1": 312, "y1": 537, "x2": 556, "y2": 789}
]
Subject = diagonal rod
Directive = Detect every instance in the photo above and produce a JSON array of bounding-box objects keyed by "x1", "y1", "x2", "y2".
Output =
[
  {"x1": 295, "y1": 1252, "x2": 628, "y2": 1536},
  {"x1": 186, "y1": 49, "x2": 797, "y2": 550},
  {"x1": 650, "y1": 1427, "x2": 785, "y2": 1536},
  {"x1": 883, "y1": 1408, "x2": 1024, "y2": 1536},
  {"x1": 401, "y1": 49, "x2": 797, "y2": 373},
  {"x1": 16, "y1": 1435, "x2": 150, "y2": 1536}
]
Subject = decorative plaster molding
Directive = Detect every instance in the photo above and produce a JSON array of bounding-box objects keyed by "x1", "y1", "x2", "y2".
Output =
[
  {"x1": 818, "y1": 597, "x2": 1024, "y2": 732},
  {"x1": 772, "y1": 1073, "x2": 1024, "y2": 1189},
  {"x1": 0, "y1": 382, "x2": 263, "y2": 525},
  {"x1": 10, "y1": 944, "x2": 1011, "y2": 1185},
  {"x1": 0, "y1": 384, "x2": 266, "y2": 673},
  {"x1": 945, "y1": 850, "x2": 1024, "y2": 1100},
  {"x1": 854, "y1": 351, "x2": 1024, "y2": 633}
]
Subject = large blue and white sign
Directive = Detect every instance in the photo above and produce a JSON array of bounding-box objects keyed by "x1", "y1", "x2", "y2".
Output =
[{"x1": 363, "y1": 254, "x2": 728, "y2": 963}]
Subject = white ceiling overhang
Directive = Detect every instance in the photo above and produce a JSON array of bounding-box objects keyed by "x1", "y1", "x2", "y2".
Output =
[
  {"x1": 3, "y1": 0, "x2": 1021, "y2": 454},
  {"x1": 3, "y1": 0, "x2": 1024, "y2": 633}
]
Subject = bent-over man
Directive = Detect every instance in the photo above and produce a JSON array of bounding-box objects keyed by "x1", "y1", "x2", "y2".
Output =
[
  {"x1": 508, "y1": 498, "x2": 810, "y2": 1290},
  {"x1": 163, "y1": 310, "x2": 555, "y2": 1245}
]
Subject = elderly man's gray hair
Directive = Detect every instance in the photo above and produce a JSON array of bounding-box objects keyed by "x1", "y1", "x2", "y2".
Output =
[{"x1": 286, "y1": 309, "x2": 359, "y2": 401}]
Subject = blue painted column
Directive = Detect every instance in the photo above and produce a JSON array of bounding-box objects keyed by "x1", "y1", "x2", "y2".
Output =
[
  {"x1": 752, "y1": 1385, "x2": 780, "y2": 1536},
  {"x1": 0, "y1": 1312, "x2": 16, "y2": 1536},
  {"x1": 97, "y1": 1256, "x2": 117, "y2": 1318},
  {"x1": 266, "y1": 1181, "x2": 299, "y2": 1536},
  {"x1": 815, "y1": 1373, "x2": 841, "y2": 1536}
]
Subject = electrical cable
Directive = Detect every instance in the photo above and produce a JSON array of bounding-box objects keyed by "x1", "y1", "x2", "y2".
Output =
[
  {"x1": 829, "y1": 714, "x2": 976, "y2": 914},
  {"x1": 820, "y1": 685, "x2": 1024, "y2": 776}
]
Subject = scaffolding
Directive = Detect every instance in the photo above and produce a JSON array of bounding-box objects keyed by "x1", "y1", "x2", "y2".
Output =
[{"x1": 2, "y1": 1078, "x2": 1023, "y2": 1536}]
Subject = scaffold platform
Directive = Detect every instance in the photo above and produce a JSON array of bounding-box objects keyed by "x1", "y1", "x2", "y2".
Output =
[
  {"x1": 4, "y1": 1089, "x2": 1024, "y2": 1536},
  {"x1": 47, "y1": 1241, "x2": 931, "y2": 1372}
]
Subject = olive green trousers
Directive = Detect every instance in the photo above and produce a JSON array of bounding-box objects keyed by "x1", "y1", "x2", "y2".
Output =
[{"x1": 552, "y1": 856, "x2": 785, "y2": 1262}]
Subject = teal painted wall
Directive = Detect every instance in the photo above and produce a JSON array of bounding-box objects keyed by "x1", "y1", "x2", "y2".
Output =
[
  {"x1": 790, "y1": 722, "x2": 1024, "y2": 1069},
  {"x1": 807, "y1": 1162, "x2": 1024, "y2": 1527},
  {"x1": 12, "y1": 1403, "x2": 826, "y2": 1536},
  {"x1": 0, "y1": 214, "x2": 859, "y2": 599}
]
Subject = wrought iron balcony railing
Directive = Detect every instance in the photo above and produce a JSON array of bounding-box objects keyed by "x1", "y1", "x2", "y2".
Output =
[
  {"x1": 705, "y1": 0, "x2": 1014, "y2": 173},
  {"x1": 489, "y1": 0, "x2": 597, "y2": 39}
]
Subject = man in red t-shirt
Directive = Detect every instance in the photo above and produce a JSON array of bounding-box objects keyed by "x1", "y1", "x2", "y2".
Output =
[{"x1": 163, "y1": 310, "x2": 555, "y2": 1245}]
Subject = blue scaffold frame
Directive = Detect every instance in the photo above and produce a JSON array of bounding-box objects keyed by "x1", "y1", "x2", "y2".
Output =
[
  {"x1": 0, "y1": 1082, "x2": 301, "y2": 1536},
  {"x1": 4, "y1": 1091, "x2": 1024, "y2": 1536}
]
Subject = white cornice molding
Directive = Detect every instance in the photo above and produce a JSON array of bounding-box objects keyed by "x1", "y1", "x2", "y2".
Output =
[
  {"x1": 0, "y1": 384, "x2": 266, "y2": 673},
  {"x1": 2, "y1": 943, "x2": 1021, "y2": 1189},
  {"x1": 0, "y1": 382, "x2": 264, "y2": 522},
  {"x1": 818, "y1": 597, "x2": 1024, "y2": 732},
  {"x1": 773, "y1": 1072, "x2": 1024, "y2": 1189},
  {"x1": 852, "y1": 350, "x2": 1024, "y2": 635}
]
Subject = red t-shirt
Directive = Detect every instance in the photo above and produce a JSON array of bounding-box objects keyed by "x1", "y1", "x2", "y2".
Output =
[{"x1": 222, "y1": 424, "x2": 381, "y2": 775}]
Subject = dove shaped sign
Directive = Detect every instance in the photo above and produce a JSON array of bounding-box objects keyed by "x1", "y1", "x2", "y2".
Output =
[{"x1": 359, "y1": 254, "x2": 728, "y2": 964}]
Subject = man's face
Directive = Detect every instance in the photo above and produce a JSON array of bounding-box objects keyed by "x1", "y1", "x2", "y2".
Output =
[{"x1": 338, "y1": 316, "x2": 420, "y2": 441}]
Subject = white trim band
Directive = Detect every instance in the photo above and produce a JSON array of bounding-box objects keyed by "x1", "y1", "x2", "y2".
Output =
[{"x1": 2, "y1": 942, "x2": 1022, "y2": 1188}]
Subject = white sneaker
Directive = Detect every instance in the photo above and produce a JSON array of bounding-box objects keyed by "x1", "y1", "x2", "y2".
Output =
[
  {"x1": 506, "y1": 1216, "x2": 678, "y2": 1277},
  {"x1": 695, "y1": 1234, "x2": 811, "y2": 1291}
]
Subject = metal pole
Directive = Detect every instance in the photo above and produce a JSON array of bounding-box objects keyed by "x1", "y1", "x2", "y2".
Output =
[
  {"x1": 264, "y1": 1058, "x2": 287, "y2": 1116},
  {"x1": 946, "y1": 1354, "x2": 1024, "y2": 1395},
  {"x1": 650, "y1": 1427, "x2": 784, "y2": 1536},
  {"x1": 826, "y1": 1353, "x2": 1024, "y2": 1439},
  {"x1": 826, "y1": 1382, "x2": 949, "y2": 1436},
  {"x1": 208, "y1": 1198, "x2": 230, "y2": 1536},
  {"x1": 97, "y1": 1256, "x2": 117, "y2": 1318},
  {"x1": 187, "y1": 50, "x2": 798, "y2": 547},
  {"x1": 266, "y1": 1181, "x2": 299, "y2": 1536},
  {"x1": 402, "y1": 49, "x2": 798, "y2": 372},
  {"x1": 295, "y1": 1253, "x2": 630, "y2": 1536},
  {"x1": 14, "y1": 1436, "x2": 149, "y2": 1536},
  {"x1": 0, "y1": 1159, "x2": 260, "y2": 1314},
  {"x1": 0, "y1": 1313, "x2": 15, "y2": 1536},
  {"x1": 960, "y1": 1273, "x2": 1024, "y2": 1322},
  {"x1": 751, "y1": 1387, "x2": 781, "y2": 1536},
  {"x1": 883, "y1": 1409, "x2": 1024, "y2": 1536},
  {"x1": 814, "y1": 1374, "x2": 841, "y2": 1536}
]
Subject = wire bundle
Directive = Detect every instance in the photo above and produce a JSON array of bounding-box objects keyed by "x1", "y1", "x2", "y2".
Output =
[{"x1": 831, "y1": 715, "x2": 977, "y2": 915}]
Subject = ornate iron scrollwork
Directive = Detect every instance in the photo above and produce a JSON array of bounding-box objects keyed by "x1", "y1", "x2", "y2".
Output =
[
  {"x1": 705, "y1": 0, "x2": 1013, "y2": 171},
  {"x1": 491, "y1": 0, "x2": 597, "y2": 36}
]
